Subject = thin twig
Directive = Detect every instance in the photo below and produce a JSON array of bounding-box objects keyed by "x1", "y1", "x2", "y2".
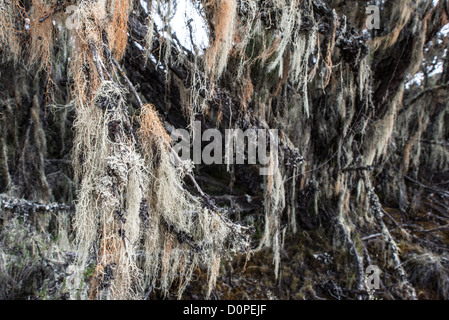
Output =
[
  {"x1": 89, "y1": 41, "x2": 105, "y2": 82},
  {"x1": 404, "y1": 174, "x2": 449, "y2": 197},
  {"x1": 411, "y1": 224, "x2": 449, "y2": 234},
  {"x1": 103, "y1": 43, "x2": 143, "y2": 108},
  {"x1": 38, "y1": 7, "x2": 62, "y2": 23}
]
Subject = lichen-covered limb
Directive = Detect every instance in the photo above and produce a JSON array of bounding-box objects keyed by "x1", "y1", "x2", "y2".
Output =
[
  {"x1": 362, "y1": 172, "x2": 418, "y2": 300},
  {"x1": 0, "y1": 194, "x2": 74, "y2": 214}
]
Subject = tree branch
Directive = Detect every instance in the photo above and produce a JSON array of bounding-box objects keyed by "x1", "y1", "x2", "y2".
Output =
[{"x1": 0, "y1": 194, "x2": 74, "y2": 214}]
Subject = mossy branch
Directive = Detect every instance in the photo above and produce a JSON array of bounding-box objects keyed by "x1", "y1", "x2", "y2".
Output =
[{"x1": 0, "y1": 194, "x2": 74, "y2": 214}]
